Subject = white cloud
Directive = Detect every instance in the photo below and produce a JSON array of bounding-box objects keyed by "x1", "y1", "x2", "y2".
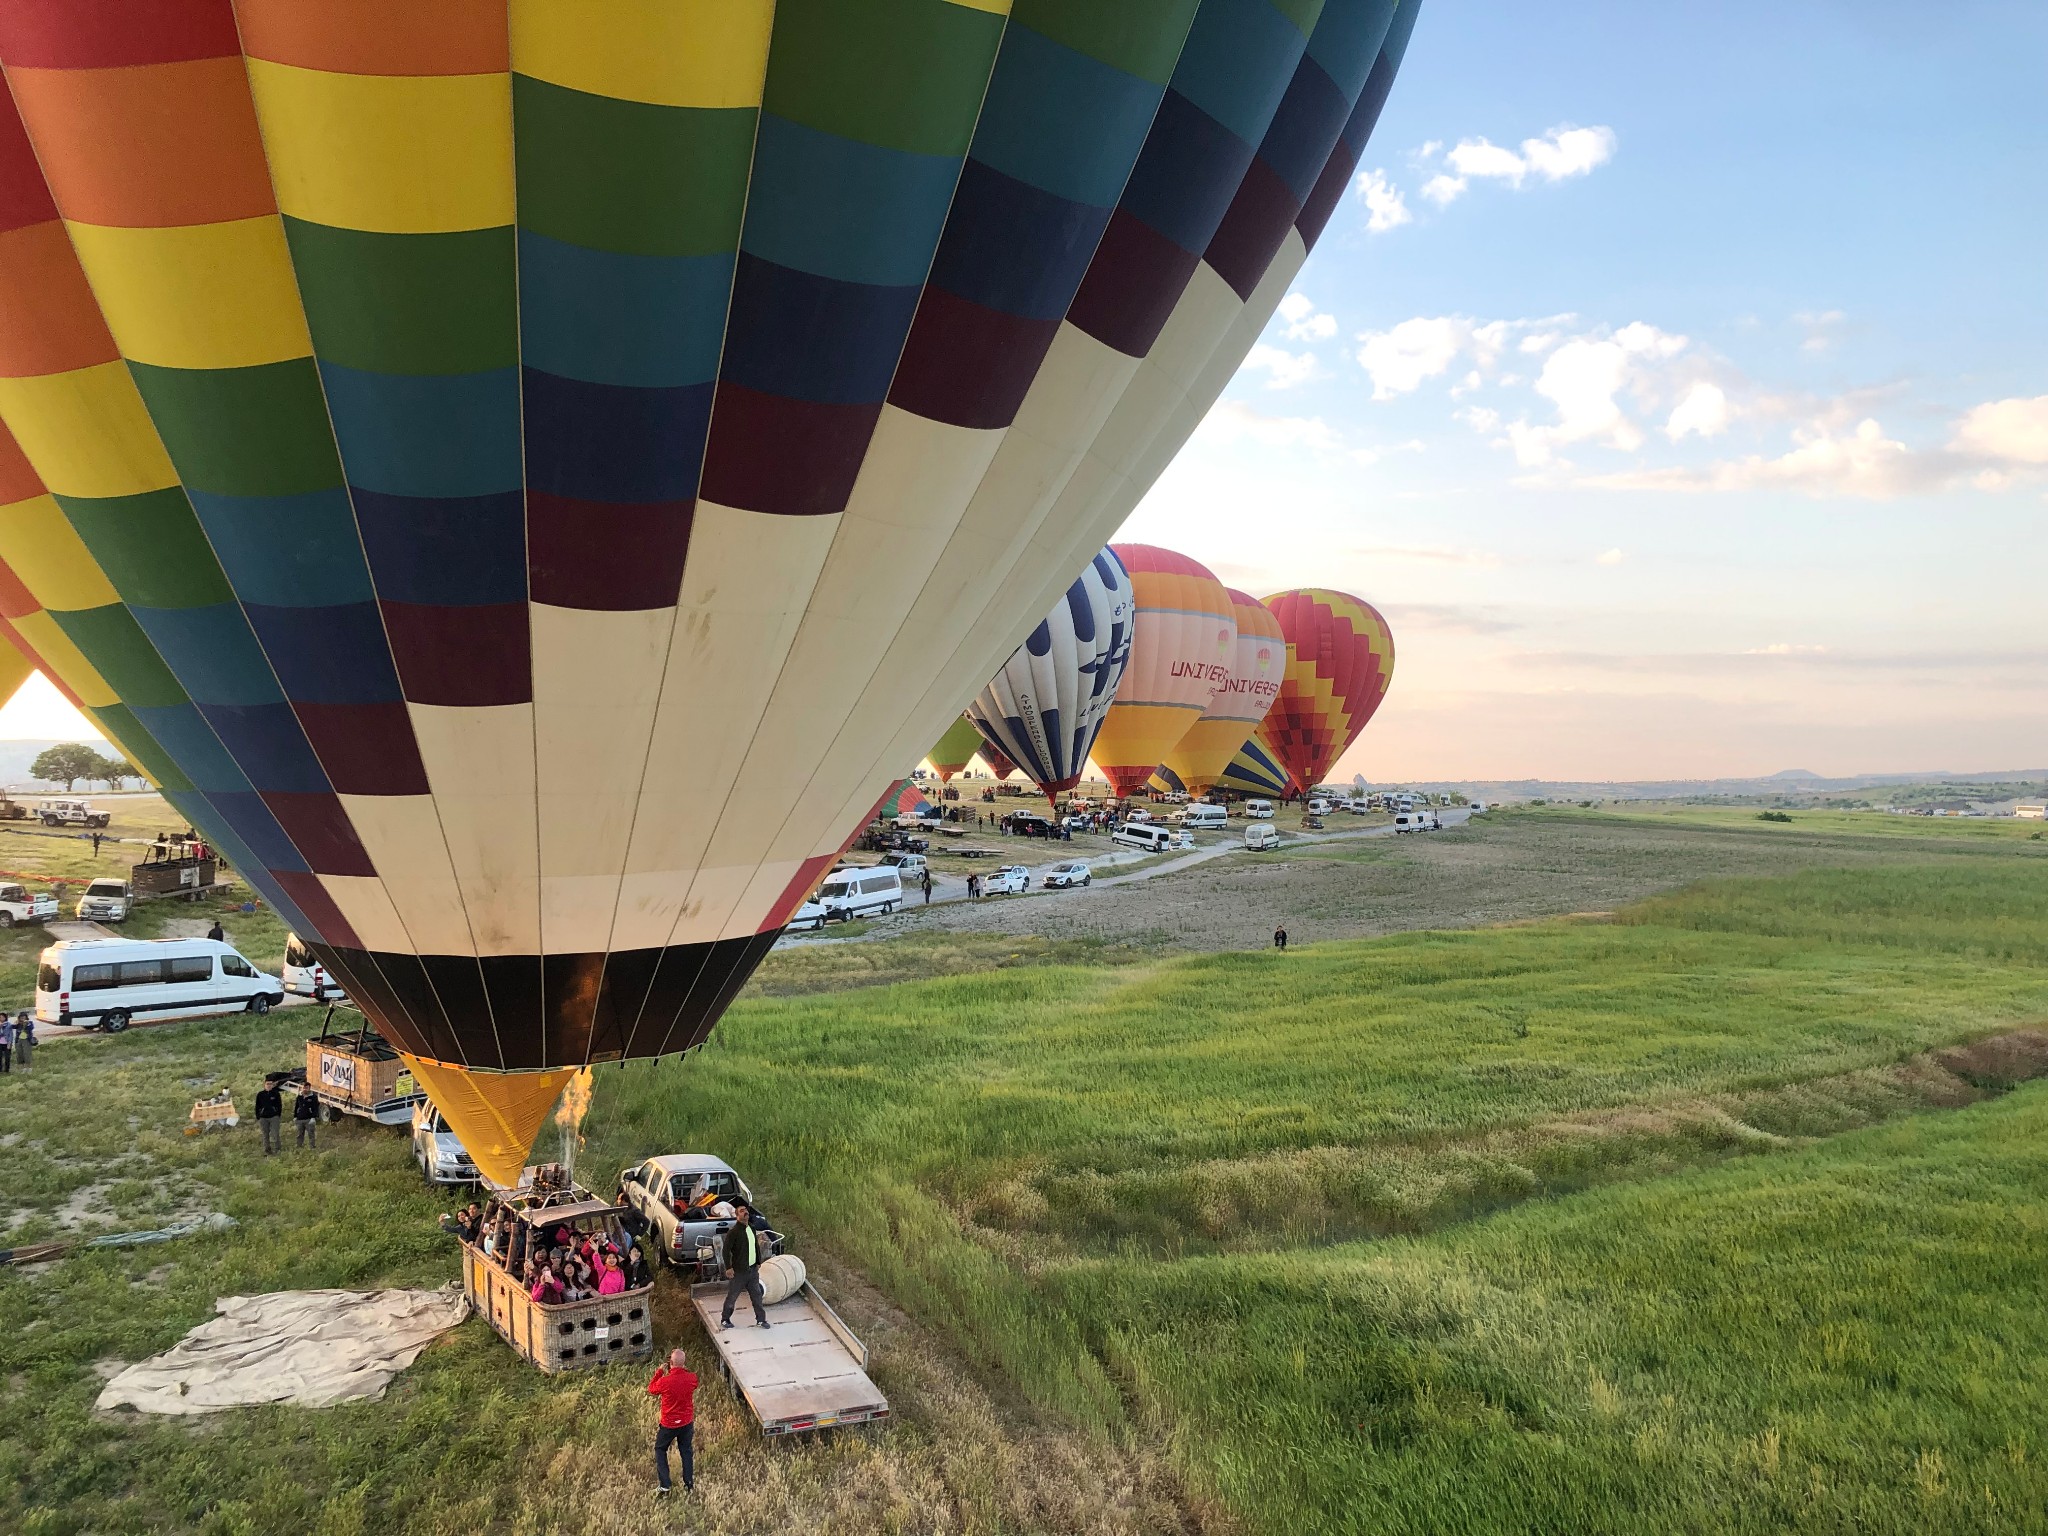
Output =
[
  {"x1": 1422, "y1": 124, "x2": 1617, "y2": 205},
  {"x1": 1583, "y1": 417, "x2": 1936, "y2": 498},
  {"x1": 1357, "y1": 316, "x2": 1471, "y2": 399},
  {"x1": 1794, "y1": 309, "x2": 1847, "y2": 352},
  {"x1": 1666, "y1": 381, "x2": 1731, "y2": 441},
  {"x1": 1276, "y1": 292, "x2": 1338, "y2": 342},
  {"x1": 1502, "y1": 324, "x2": 1687, "y2": 467},
  {"x1": 1242, "y1": 343, "x2": 1320, "y2": 390},
  {"x1": 1596, "y1": 548, "x2": 1627, "y2": 566},
  {"x1": 1195, "y1": 400, "x2": 1342, "y2": 453},
  {"x1": 1352, "y1": 168, "x2": 1412, "y2": 232},
  {"x1": 1952, "y1": 395, "x2": 2048, "y2": 464}
]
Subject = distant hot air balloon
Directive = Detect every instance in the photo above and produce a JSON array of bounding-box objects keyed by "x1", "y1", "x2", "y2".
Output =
[
  {"x1": 877, "y1": 779, "x2": 931, "y2": 821},
  {"x1": 978, "y1": 742, "x2": 1019, "y2": 781},
  {"x1": 1260, "y1": 590, "x2": 1396, "y2": 793},
  {"x1": 1091, "y1": 545, "x2": 1234, "y2": 799},
  {"x1": 927, "y1": 715, "x2": 983, "y2": 784},
  {"x1": 1157, "y1": 588, "x2": 1282, "y2": 797},
  {"x1": 1214, "y1": 725, "x2": 1294, "y2": 797},
  {"x1": 968, "y1": 549, "x2": 1132, "y2": 805},
  {"x1": 0, "y1": 2, "x2": 1419, "y2": 1182}
]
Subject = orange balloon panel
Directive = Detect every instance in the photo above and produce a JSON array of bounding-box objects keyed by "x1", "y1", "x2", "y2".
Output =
[
  {"x1": 1159, "y1": 588, "x2": 1282, "y2": 796},
  {"x1": 1092, "y1": 545, "x2": 1234, "y2": 798},
  {"x1": 1259, "y1": 590, "x2": 1395, "y2": 793}
]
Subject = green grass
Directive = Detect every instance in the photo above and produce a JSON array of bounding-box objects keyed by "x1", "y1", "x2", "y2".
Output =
[{"x1": 4, "y1": 833, "x2": 2046, "y2": 1533}]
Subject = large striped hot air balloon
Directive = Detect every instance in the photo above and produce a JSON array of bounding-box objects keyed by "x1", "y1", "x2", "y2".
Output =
[
  {"x1": 1214, "y1": 725, "x2": 1295, "y2": 797},
  {"x1": 1260, "y1": 589, "x2": 1396, "y2": 792},
  {"x1": 1091, "y1": 545, "x2": 1234, "y2": 799},
  {"x1": 1157, "y1": 587, "x2": 1283, "y2": 797},
  {"x1": 926, "y1": 715, "x2": 982, "y2": 784},
  {"x1": 0, "y1": 0, "x2": 1420, "y2": 1182},
  {"x1": 968, "y1": 548, "x2": 1132, "y2": 804}
]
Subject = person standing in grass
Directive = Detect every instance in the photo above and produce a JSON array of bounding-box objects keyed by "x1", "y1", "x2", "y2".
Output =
[
  {"x1": 12, "y1": 1011, "x2": 31, "y2": 1073},
  {"x1": 921, "y1": 871, "x2": 933, "y2": 905},
  {"x1": 0, "y1": 1010, "x2": 12, "y2": 1074},
  {"x1": 254, "y1": 1075, "x2": 283, "y2": 1154},
  {"x1": 293, "y1": 1081, "x2": 319, "y2": 1150},
  {"x1": 206, "y1": 919, "x2": 225, "y2": 943},
  {"x1": 649, "y1": 1347, "x2": 698, "y2": 1495},
  {"x1": 1273, "y1": 924, "x2": 1288, "y2": 951}
]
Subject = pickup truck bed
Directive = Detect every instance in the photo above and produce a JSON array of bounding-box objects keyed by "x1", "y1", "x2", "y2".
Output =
[{"x1": 689, "y1": 1279, "x2": 888, "y2": 1436}]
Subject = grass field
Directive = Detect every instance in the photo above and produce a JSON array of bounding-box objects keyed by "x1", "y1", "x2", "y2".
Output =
[{"x1": 3, "y1": 812, "x2": 2045, "y2": 1533}]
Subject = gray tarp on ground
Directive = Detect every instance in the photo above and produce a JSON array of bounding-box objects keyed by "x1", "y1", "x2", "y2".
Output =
[{"x1": 96, "y1": 1285, "x2": 471, "y2": 1415}]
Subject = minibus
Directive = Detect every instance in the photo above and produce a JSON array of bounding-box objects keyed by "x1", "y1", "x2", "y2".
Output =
[
  {"x1": 36, "y1": 937, "x2": 285, "y2": 1033},
  {"x1": 816, "y1": 865, "x2": 904, "y2": 920}
]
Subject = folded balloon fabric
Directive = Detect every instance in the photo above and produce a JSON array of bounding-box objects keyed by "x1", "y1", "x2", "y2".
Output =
[{"x1": 96, "y1": 1286, "x2": 471, "y2": 1415}]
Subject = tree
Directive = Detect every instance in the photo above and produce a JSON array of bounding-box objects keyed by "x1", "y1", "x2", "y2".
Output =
[
  {"x1": 88, "y1": 750, "x2": 138, "y2": 790},
  {"x1": 31, "y1": 742, "x2": 105, "y2": 792}
]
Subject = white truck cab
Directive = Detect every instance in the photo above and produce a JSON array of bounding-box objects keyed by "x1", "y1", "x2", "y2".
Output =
[
  {"x1": 74, "y1": 878, "x2": 129, "y2": 923},
  {"x1": 0, "y1": 882, "x2": 58, "y2": 928}
]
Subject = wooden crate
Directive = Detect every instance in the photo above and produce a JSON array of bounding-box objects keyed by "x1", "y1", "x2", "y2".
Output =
[{"x1": 305, "y1": 1040, "x2": 405, "y2": 1110}]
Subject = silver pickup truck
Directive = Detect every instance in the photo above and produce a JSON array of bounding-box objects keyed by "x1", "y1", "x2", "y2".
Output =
[{"x1": 615, "y1": 1154, "x2": 769, "y2": 1279}]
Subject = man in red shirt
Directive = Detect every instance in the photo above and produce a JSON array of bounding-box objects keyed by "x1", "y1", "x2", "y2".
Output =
[{"x1": 648, "y1": 1348, "x2": 698, "y2": 1494}]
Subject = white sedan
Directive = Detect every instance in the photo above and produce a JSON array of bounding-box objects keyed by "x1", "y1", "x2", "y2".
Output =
[{"x1": 1042, "y1": 861, "x2": 1091, "y2": 889}]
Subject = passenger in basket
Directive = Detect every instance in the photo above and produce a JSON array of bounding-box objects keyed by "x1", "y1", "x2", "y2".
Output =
[
  {"x1": 649, "y1": 1348, "x2": 698, "y2": 1495},
  {"x1": 530, "y1": 1264, "x2": 565, "y2": 1304},
  {"x1": 597, "y1": 1252, "x2": 628, "y2": 1295},
  {"x1": 719, "y1": 1201, "x2": 770, "y2": 1330}
]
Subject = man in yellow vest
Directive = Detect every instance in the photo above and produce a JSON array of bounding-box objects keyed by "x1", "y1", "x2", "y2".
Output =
[{"x1": 719, "y1": 1202, "x2": 769, "y2": 1330}]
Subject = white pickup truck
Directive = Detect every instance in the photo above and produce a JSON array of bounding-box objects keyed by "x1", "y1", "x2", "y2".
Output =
[{"x1": 0, "y1": 882, "x2": 57, "y2": 928}]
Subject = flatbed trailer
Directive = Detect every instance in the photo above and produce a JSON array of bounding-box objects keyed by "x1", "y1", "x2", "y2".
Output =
[{"x1": 689, "y1": 1278, "x2": 888, "y2": 1437}]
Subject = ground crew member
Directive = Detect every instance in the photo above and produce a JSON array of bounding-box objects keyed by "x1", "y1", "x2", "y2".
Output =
[
  {"x1": 1274, "y1": 924, "x2": 1288, "y2": 951},
  {"x1": 254, "y1": 1076, "x2": 283, "y2": 1154},
  {"x1": 648, "y1": 1348, "x2": 698, "y2": 1494},
  {"x1": 207, "y1": 920, "x2": 225, "y2": 942},
  {"x1": 719, "y1": 1202, "x2": 769, "y2": 1329},
  {"x1": 293, "y1": 1082, "x2": 319, "y2": 1149}
]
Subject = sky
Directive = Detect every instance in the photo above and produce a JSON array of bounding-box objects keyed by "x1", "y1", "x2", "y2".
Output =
[
  {"x1": 3, "y1": 3, "x2": 2041, "y2": 785},
  {"x1": 1119, "y1": 0, "x2": 2048, "y2": 782}
]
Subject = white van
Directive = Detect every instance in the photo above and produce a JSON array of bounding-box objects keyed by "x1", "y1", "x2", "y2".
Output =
[
  {"x1": 1113, "y1": 823, "x2": 1176, "y2": 853},
  {"x1": 1241, "y1": 800, "x2": 1274, "y2": 820},
  {"x1": 816, "y1": 865, "x2": 903, "y2": 920},
  {"x1": 1244, "y1": 823, "x2": 1280, "y2": 851},
  {"x1": 1180, "y1": 804, "x2": 1228, "y2": 830},
  {"x1": 35, "y1": 936, "x2": 285, "y2": 1033},
  {"x1": 282, "y1": 931, "x2": 346, "y2": 1003}
]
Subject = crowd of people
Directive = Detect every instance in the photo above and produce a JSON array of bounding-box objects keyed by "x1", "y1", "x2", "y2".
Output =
[
  {"x1": 252, "y1": 1074, "x2": 319, "y2": 1153},
  {"x1": 440, "y1": 1195, "x2": 652, "y2": 1304},
  {"x1": 0, "y1": 1009, "x2": 33, "y2": 1074}
]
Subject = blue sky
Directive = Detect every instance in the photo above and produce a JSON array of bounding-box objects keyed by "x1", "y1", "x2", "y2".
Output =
[{"x1": 1121, "y1": 0, "x2": 2048, "y2": 781}]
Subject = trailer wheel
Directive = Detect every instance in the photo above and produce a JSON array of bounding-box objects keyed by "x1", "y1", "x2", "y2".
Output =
[{"x1": 101, "y1": 1009, "x2": 130, "y2": 1033}]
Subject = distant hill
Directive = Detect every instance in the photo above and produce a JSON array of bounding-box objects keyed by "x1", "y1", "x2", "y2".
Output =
[
  {"x1": 0, "y1": 735, "x2": 114, "y2": 791},
  {"x1": 1766, "y1": 769, "x2": 1822, "y2": 780}
]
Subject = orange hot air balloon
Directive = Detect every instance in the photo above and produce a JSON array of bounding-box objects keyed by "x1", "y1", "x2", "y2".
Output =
[
  {"x1": 1260, "y1": 590, "x2": 1395, "y2": 793},
  {"x1": 1158, "y1": 588, "x2": 1283, "y2": 797},
  {"x1": 927, "y1": 715, "x2": 983, "y2": 784},
  {"x1": 1091, "y1": 546, "x2": 1234, "y2": 799}
]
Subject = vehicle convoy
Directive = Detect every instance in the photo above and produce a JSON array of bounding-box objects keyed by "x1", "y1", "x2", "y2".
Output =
[
  {"x1": 38, "y1": 798, "x2": 108, "y2": 828},
  {"x1": 307, "y1": 1015, "x2": 423, "y2": 1126},
  {"x1": 34, "y1": 937, "x2": 282, "y2": 1032},
  {"x1": 74, "y1": 878, "x2": 129, "y2": 923},
  {"x1": 0, "y1": 881, "x2": 58, "y2": 928},
  {"x1": 1042, "y1": 860, "x2": 1091, "y2": 888}
]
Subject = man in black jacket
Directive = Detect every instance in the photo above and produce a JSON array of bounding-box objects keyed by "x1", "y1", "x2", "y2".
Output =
[
  {"x1": 719, "y1": 1203, "x2": 769, "y2": 1330},
  {"x1": 254, "y1": 1076, "x2": 283, "y2": 1155},
  {"x1": 293, "y1": 1082, "x2": 319, "y2": 1149}
]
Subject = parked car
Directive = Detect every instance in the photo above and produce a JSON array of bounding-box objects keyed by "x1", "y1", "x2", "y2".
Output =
[
  {"x1": 784, "y1": 899, "x2": 827, "y2": 932},
  {"x1": 413, "y1": 1101, "x2": 480, "y2": 1186},
  {"x1": 1043, "y1": 860, "x2": 1092, "y2": 888},
  {"x1": 74, "y1": 877, "x2": 131, "y2": 923},
  {"x1": 0, "y1": 882, "x2": 59, "y2": 928},
  {"x1": 38, "y1": 798, "x2": 109, "y2": 828},
  {"x1": 615, "y1": 1154, "x2": 768, "y2": 1280},
  {"x1": 1124, "y1": 808, "x2": 1153, "y2": 823},
  {"x1": 1240, "y1": 800, "x2": 1274, "y2": 820},
  {"x1": 983, "y1": 864, "x2": 1030, "y2": 895},
  {"x1": 34, "y1": 936, "x2": 283, "y2": 1032},
  {"x1": 816, "y1": 864, "x2": 903, "y2": 920},
  {"x1": 281, "y1": 931, "x2": 345, "y2": 1001},
  {"x1": 880, "y1": 851, "x2": 928, "y2": 880}
]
